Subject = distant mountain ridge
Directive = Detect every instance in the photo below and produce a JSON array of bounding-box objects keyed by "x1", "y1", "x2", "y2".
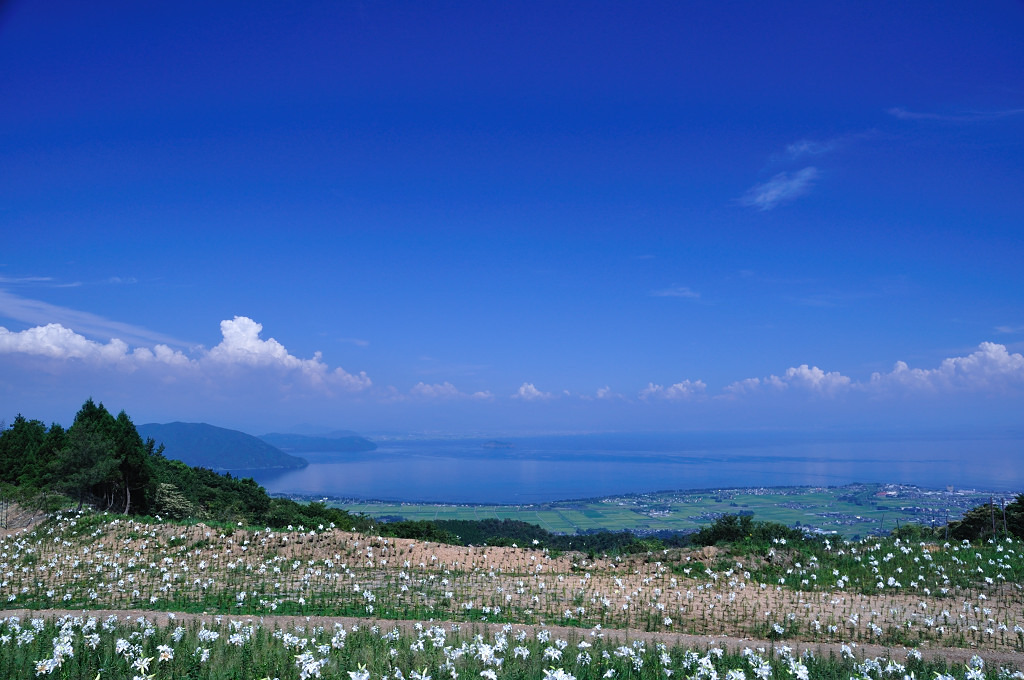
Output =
[
  {"x1": 138, "y1": 422, "x2": 307, "y2": 471},
  {"x1": 258, "y1": 431, "x2": 376, "y2": 453}
]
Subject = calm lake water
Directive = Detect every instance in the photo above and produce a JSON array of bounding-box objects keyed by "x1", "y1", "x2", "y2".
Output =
[{"x1": 238, "y1": 432, "x2": 1024, "y2": 504}]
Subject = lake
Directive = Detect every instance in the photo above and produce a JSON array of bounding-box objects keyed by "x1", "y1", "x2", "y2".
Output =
[{"x1": 238, "y1": 432, "x2": 1024, "y2": 504}]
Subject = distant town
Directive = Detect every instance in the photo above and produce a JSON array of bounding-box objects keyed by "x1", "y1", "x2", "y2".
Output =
[{"x1": 287, "y1": 482, "x2": 1019, "y2": 539}]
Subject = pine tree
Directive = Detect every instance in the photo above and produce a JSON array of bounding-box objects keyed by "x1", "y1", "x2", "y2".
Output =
[
  {"x1": 55, "y1": 399, "x2": 120, "y2": 510},
  {"x1": 112, "y1": 410, "x2": 160, "y2": 514},
  {"x1": 0, "y1": 415, "x2": 47, "y2": 484}
]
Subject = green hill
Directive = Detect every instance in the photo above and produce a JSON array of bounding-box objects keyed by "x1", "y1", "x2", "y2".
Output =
[
  {"x1": 138, "y1": 422, "x2": 307, "y2": 471},
  {"x1": 258, "y1": 431, "x2": 376, "y2": 453}
]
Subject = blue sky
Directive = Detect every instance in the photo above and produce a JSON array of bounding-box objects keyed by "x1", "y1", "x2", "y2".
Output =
[{"x1": 1, "y1": 1, "x2": 1023, "y2": 435}]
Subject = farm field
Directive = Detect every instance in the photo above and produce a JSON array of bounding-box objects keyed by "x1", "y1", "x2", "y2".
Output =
[
  {"x1": 331, "y1": 483, "x2": 1012, "y2": 539},
  {"x1": 2, "y1": 508, "x2": 1024, "y2": 679}
]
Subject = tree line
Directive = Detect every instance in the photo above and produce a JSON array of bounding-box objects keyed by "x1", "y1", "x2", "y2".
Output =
[
  {"x1": 891, "y1": 497, "x2": 1024, "y2": 542},
  {"x1": 0, "y1": 399, "x2": 373, "y2": 532}
]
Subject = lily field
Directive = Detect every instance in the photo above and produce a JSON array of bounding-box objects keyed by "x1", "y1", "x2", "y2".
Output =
[{"x1": 1, "y1": 511, "x2": 1024, "y2": 678}]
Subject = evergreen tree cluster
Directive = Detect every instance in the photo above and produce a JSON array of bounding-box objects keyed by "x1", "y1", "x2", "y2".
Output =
[
  {"x1": 690, "y1": 513, "x2": 808, "y2": 547},
  {"x1": 0, "y1": 399, "x2": 157, "y2": 514},
  {"x1": 891, "y1": 497, "x2": 1024, "y2": 542},
  {"x1": 0, "y1": 399, "x2": 372, "y2": 532},
  {"x1": 428, "y1": 518, "x2": 688, "y2": 554}
]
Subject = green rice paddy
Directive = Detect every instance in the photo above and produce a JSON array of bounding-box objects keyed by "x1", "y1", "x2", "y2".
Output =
[{"x1": 328, "y1": 484, "x2": 1012, "y2": 538}]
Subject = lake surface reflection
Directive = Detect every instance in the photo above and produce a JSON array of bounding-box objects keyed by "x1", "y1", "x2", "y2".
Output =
[{"x1": 238, "y1": 433, "x2": 1024, "y2": 504}]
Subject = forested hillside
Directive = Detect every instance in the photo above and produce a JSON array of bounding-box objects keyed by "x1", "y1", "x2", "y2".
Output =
[{"x1": 0, "y1": 399, "x2": 370, "y2": 531}]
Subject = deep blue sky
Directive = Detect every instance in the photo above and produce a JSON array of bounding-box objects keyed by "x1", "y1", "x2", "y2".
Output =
[{"x1": 2, "y1": 1, "x2": 1023, "y2": 435}]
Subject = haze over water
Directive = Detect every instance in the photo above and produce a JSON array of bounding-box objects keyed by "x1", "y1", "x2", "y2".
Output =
[{"x1": 244, "y1": 433, "x2": 1024, "y2": 504}]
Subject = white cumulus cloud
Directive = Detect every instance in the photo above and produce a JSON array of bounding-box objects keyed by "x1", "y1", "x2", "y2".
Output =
[
  {"x1": 774, "y1": 364, "x2": 852, "y2": 394},
  {"x1": 870, "y1": 342, "x2": 1024, "y2": 393},
  {"x1": 204, "y1": 316, "x2": 370, "y2": 390},
  {"x1": 0, "y1": 323, "x2": 189, "y2": 367},
  {"x1": 512, "y1": 382, "x2": 553, "y2": 401},
  {"x1": 639, "y1": 380, "x2": 707, "y2": 400},
  {"x1": 410, "y1": 381, "x2": 462, "y2": 399},
  {"x1": 0, "y1": 316, "x2": 371, "y2": 391},
  {"x1": 722, "y1": 377, "x2": 761, "y2": 396},
  {"x1": 409, "y1": 381, "x2": 493, "y2": 400},
  {"x1": 724, "y1": 343, "x2": 1024, "y2": 401},
  {"x1": 207, "y1": 317, "x2": 304, "y2": 367},
  {"x1": 725, "y1": 365, "x2": 851, "y2": 397}
]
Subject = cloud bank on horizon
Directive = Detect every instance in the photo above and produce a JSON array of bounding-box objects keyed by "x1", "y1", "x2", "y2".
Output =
[{"x1": 3, "y1": 315, "x2": 1022, "y2": 413}]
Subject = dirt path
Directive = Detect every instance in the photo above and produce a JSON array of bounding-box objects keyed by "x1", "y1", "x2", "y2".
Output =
[{"x1": 4, "y1": 608, "x2": 1022, "y2": 668}]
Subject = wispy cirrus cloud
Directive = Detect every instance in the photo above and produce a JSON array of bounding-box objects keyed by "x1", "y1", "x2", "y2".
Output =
[
  {"x1": 650, "y1": 286, "x2": 700, "y2": 299},
  {"x1": 740, "y1": 167, "x2": 818, "y2": 211},
  {"x1": 888, "y1": 107, "x2": 1024, "y2": 123},
  {"x1": 0, "y1": 289, "x2": 186, "y2": 347},
  {"x1": 0, "y1": 276, "x2": 56, "y2": 285},
  {"x1": 742, "y1": 132, "x2": 872, "y2": 213},
  {"x1": 785, "y1": 139, "x2": 837, "y2": 159},
  {"x1": 0, "y1": 274, "x2": 84, "y2": 289},
  {"x1": 782, "y1": 131, "x2": 877, "y2": 161}
]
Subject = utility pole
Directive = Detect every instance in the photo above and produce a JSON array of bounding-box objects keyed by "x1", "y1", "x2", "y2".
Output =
[{"x1": 991, "y1": 496, "x2": 997, "y2": 537}]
